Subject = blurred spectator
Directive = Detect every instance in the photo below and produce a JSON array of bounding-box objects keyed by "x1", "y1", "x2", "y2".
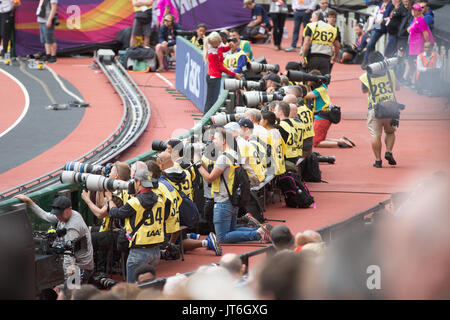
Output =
[
  {"x1": 36, "y1": 0, "x2": 58, "y2": 63},
  {"x1": 130, "y1": 0, "x2": 154, "y2": 48},
  {"x1": 270, "y1": 225, "x2": 295, "y2": 251},
  {"x1": 89, "y1": 292, "x2": 121, "y2": 300},
  {"x1": 162, "y1": 273, "x2": 188, "y2": 298},
  {"x1": 384, "y1": 0, "x2": 403, "y2": 58},
  {"x1": 339, "y1": 23, "x2": 369, "y2": 64},
  {"x1": 155, "y1": 14, "x2": 182, "y2": 72},
  {"x1": 134, "y1": 263, "x2": 156, "y2": 284},
  {"x1": 111, "y1": 283, "x2": 141, "y2": 300},
  {"x1": 190, "y1": 23, "x2": 207, "y2": 50},
  {"x1": 364, "y1": 0, "x2": 394, "y2": 64},
  {"x1": 71, "y1": 284, "x2": 101, "y2": 300},
  {"x1": 419, "y1": 0, "x2": 434, "y2": 31},
  {"x1": 269, "y1": 0, "x2": 288, "y2": 51},
  {"x1": 0, "y1": 0, "x2": 20, "y2": 57},
  {"x1": 219, "y1": 253, "x2": 247, "y2": 287},
  {"x1": 396, "y1": 0, "x2": 413, "y2": 83},
  {"x1": 406, "y1": 3, "x2": 434, "y2": 88},
  {"x1": 243, "y1": 0, "x2": 272, "y2": 43},
  {"x1": 317, "y1": 0, "x2": 330, "y2": 18},
  {"x1": 416, "y1": 41, "x2": 442, "y2": 96},
  {"x1": 156, "y1": 0, "x2": 179, "y2": 27},
  {"x1": 284, "y1": 0, "x2": 315, "y2": 52}
]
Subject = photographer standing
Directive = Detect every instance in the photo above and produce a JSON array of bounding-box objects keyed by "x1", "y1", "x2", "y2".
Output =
[
  {"x1": 15, "y1": 194, "x2": 94, "y2": 283},
  {"x1": 300, "y1": 10, "x2": 340, "y2": 76},
  {"x1": 360, "y1": 51, "x2": 400, "y2": 168},
  {"x1": 0, "y1": 0, "x2": 20, "y2": 58},
  {"x1": 107, "y1": 168, "x2": 165, "y2": 283}
]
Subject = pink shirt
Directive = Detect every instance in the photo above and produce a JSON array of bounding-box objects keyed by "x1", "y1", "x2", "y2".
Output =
[
  {"x1": 409, "y1": 16, "x2": 434, "y2": 56},
  {"x1": 157, "y1": 0, "x2": 179, "y2": 25}
]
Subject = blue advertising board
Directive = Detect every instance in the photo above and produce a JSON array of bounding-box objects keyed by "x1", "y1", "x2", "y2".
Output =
[{"x1": 175, "y1": 37, "x2": 208, "y2": 113}]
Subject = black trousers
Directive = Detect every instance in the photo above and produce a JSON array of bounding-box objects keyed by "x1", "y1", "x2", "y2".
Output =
[
  {"x1": 204, "y1": 75, "x2": 222, "y2": 114},
  {"x1": 308, "y1": 55, "x2": 331, "y2": 76},
  {"x1": 270, "y1": 13, "x2": 286, "y2": 46},
  {"x1": 0, "y1": 11, "x2": 14, "y2": 56}
]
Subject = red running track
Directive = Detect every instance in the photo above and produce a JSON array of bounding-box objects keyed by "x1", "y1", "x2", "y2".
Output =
[{"x1": 0, "y1": 68, "x2": 27, "y2": 137}]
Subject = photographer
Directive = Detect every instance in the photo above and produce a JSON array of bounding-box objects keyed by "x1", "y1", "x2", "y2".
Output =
[
  {"x1": 260, "y1": 110, "x2": 286, "y2": 176},
  {"x1": 339, "y1": 23, "x2": 369, "y2": 64},
  {"x1": 223, "y1": 37, "x2": 249, "y2": 76},
  {"x1": 190, "y1": 23, "x2": 207, "y2": 50},
  {"x1": 300, "y1": 10, "x2": 340, "y2": 76},
  {"x1": 360, "y1": 51, "x2": 400, "y2": 168},
  {"x1": 107, "y1": 168, "x2": 165, "y2": 283},
  {"x1": 243, "y1": 0, "x2": 272, "y2": 44},
  {"x1": 304, "y1": 69, "x2": 354, "y2": 149},
  {"x1": 15, "y1": 194, "x2": 94, "y2": 283},
  {"x1": 263, "y1": 73, "x2": 282, "y2": 94},
  {"x1": 230, "y1": 29, "x2": 253, "y2": 60},
  {"x1": 195, "y1": 127, "x2": 272, "y2": 244}
]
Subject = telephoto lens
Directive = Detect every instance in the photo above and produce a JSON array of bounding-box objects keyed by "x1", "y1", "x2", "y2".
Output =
[
  {"x1": 286, "y1": 70, "x2": 331, "y2": 85},
  {"x1": 210, "y1": 113, "x2": 245, "y2": 126},
  {"x1": 152, "y1": 139, "x2": 168, "y2": 151},
  {"x1": 64, "y1": 161, "x2": 104, "y2": 174},
  {"x1": 316, "y1": 155, "x2": 336, "y2": 164},
  {"x1": 365, "y1": 57, "x2": 398, "y2": 74},
  {"x1": 223, "y1": 79, "x2": 265, "y2": 91},
  {"x1": 246, "y1": 62, "x2": 280, "y2": 74},
  {"x1": 243, "y1": 91, "x2": 276, "y2": 107},
  {"x1": 60, "y1": 171, "x2": 89, "y2": 184}
]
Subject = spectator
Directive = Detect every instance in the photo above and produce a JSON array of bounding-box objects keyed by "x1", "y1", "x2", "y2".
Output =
[
  {"x1": 155, "y1": 14, "x2": 182, "y2": 72},
  {"x1": 36, "y1": 0, "x2": 58, "y2": 63},
  {"x1": 230, "y1": 29, "x2": 253, "y2": 60},
  {"x1": 130, "y1": 0, "x2": 154, "y2": 48},
  {"x1": 303, "y1": 69, "x2": 354, "y2": 149},
  {"x1": 134, "y1": 263, "x2": 156, "y2": 284},
  {"x1": 407, "y1": 3, "x2": 434, "y2": 88},
  {"x1": 156, "y1": 0, "x2": 179, "y2": 27},
  {"x1": 284, "y1": 0, "x2": 316, "y2": 52},
  {"x1": 223, "y1": 37, "x2": 249, "y2": 76},
  {"x1": 107, "y1": 168, "x2": 165, "y2": 283},
  {"x1": 416, "y1": 41, "x2": 442, "y2": 96},
  {"x1": 339, "y1": 23, "x2": 369, "y2": 64},
  {"x1": 384, "y1": 0, "x2": 403, "y2": 58},
  {"x1": 71, "y1": 284, "x2": 101, "y2": 301},
  {"x1": 195, "y1": 127, "x2": 273, "y2": 244},
  {"x1": 396, "y1": 0, "x2": 413, "y2": 83},
  {"x1": 15, "y1": 194, "x2": 94, "y2": 283},
  {"x1": 89, "y1": 292, "x2": 121, "y2": 300},
  {"x1": 419, "y1": 0, "x2": 434, "y2": 31},
  {"x1": 270, "y1": 225, "x2": 296, "y2": 251},
  {"x1": 364, "y1": 0, "x2": 394, "y2": 65},
  {"x1": 300, "y1": 10, "x2": 340, "y2": 76},
  {"x1": 269, "y1": 0, "x2": 288, "y2": 51},
  {"x1": 0, "y1": 0, "x2": 20, "y2": 58},
  {"x1": 219, "y1": 253, "x2": 246, "y2": 281},
  {"x1": 203, "y1": 32, "x2": 241, "y2": 114},
  {"x1": 360, "y1": 51, "x2": 400, "y2": 168},
  {"x1": 110, "y1": 283, "x2": 141, "y2": 300},
  {"x1": 243, "y1": 0, "x2": 272, "y2": 43},
  {"x1": 317, "y1": 0, "x2": 330, "y2": 18},
  {"x1": 190, "y1": 23, "x2": 207, "y2": 50}
]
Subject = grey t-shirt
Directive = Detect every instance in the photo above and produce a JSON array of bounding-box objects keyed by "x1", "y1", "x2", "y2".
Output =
[
  {"x1": 30, "y1": 204, "x2": 94, "y2": 276},
  {"x1": 213, "y1": 150, "x2": 238, "y2": 203},
  {"x1": 36, "y1": 0, "x2": 58, "y2": 24}
]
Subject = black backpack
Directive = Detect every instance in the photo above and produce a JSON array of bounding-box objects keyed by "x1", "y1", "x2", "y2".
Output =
[
  {"x1": 277, "y1": 172, "x2": 315, "y2": 208},
  {"x1": 222, "y1": 152, "x2": 251, "y2": 208},
  {"x1": 299, "y1": 152, "x2": 322, "y2": 182}
]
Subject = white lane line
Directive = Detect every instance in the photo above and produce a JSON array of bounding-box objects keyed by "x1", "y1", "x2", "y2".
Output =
[
  {"x1": 0, "y1": 68, "x2": 30, "y2": 139},
  {"x1": 45, "y1": 64, "x2": 85, "y2": 103},
  {"x1": 155, "y1": 72, "x2": 174, "y2": 88}
]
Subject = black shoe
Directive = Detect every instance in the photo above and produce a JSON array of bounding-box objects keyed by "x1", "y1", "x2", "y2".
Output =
[
  {"x1": 342, "y1": 136, "x2": 356, "y2": 147},
  {"x1": 40, "y1": 54, "x2": 49, "y2": 62},
  {"x1": 385, "y1": 152, "x2": 397, "y2": 165},
  {"x1": 338, "y1": 141, "x2": 352, "y2": 148},
  {"x1": 373, "y1": 160, "x2": 382, "y2": 168},
  {"x1": 47, "y1": 56, "x2": 57, "y2": 63}
]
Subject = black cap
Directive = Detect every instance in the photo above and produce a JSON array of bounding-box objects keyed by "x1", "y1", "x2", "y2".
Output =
[
  {"x1": 263, "y1": 73, "x2": 281, "y2": 85},
  {"x1": 270, "y1": 225, "x2": 294, "y2": 248},
  {"x1": 50, "y1": 195, "x2": 72, "y2": 216},
  {"x1": 238, "y1": 118, "x2": 254, "y2": 129}
]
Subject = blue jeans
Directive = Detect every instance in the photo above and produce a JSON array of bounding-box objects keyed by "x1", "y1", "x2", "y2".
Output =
[
  {"x1": 384, "y1": 35, "x2": 397, "y2": 58},
  {"x1": 213, "y1": 200, "x2": 260, "y2": 243},
  {"x1": 364, "y1": 29, "x2": 385, "y2": 62},
  {"x1": 291, "y1": 10, "x2": 311, "y2": 48},
  {"x1": 126, "y1": 246, "x2": 160, "y2": 283}
]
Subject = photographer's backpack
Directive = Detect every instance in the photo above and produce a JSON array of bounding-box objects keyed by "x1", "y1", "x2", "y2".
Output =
[
  {"x1": 222, "y1": 153, "x2": 251, "y2": 209},
  {"x1": 299, "y1": 152, "x2": 322, "y2": 182},
  {"x1": 277, "y1": 172, "x2": 315, "y2": 208}
]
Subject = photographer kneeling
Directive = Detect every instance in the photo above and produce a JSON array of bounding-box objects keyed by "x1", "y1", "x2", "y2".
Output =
[
  {"x1": 15, "y1": 194, "x2": 94, "y2": 283},
  {"x1": 195, "y1": 127, "x2": 272, "y2": 244}
]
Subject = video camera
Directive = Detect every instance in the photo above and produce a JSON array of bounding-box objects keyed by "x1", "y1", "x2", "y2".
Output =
[
  {"x1": 286, "y1": 70, "x2": 331, "y2": 86},
  {"x1": 33, "y1": 228, "x2": 88, "y2": 257},
  {"x1": 365, "y1": 57, "x2": 399, "y2": 74},
  {"x1": 64, "y1": 161, "x2": 113, "y2": 177},
  {"x1": 60, "y1": 171, "x2": 137, "y2": 194}
]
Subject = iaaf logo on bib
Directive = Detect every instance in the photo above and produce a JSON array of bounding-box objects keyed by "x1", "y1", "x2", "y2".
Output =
[{"x1": 184, "y1": 52, "x2": 201, "y2": 98}]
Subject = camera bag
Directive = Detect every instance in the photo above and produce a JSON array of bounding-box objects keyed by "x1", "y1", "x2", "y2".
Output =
[
  {"x1": 277, "y1": 172, "x2": 315, "y2": 208},
  {"x1": 221, "y1": 152, "x2": 251, "y2": 209},
  {"x1": 315, "y1": 104, "x2": 341, "y2": 124},
  {"x1": 299, "y1": 152, "x2": 322, "y2": 182}
]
